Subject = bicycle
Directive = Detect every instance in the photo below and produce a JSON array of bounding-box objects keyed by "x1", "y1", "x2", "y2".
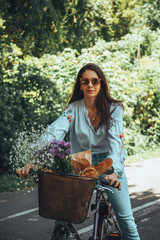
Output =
[{"x1": 38, "y1": 170, "x2": 124, "y2": 240}]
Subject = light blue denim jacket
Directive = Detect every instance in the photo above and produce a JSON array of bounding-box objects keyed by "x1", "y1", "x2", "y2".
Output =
[{"x1": 41, "y1": 99, "x2": 127, "y2": 178}]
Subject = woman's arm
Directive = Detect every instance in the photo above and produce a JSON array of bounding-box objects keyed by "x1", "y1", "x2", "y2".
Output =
[
  {"x1": 40, "y1": 105, "x2": 73, "y2": 146},
  {"x1": 106, "y1": 104, "x2": 126, "y2": 180}
]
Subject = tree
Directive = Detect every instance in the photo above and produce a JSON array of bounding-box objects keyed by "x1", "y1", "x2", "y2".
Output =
[
  {"x1": 0, "y1": 0, "x2": 140, "y2": 57},
  {"x1": 0, "y1": 0, "x2": 99, "y2": 56}
]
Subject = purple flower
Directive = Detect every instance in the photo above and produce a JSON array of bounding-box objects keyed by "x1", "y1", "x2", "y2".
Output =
[
  {"x1": 64, "y1": 142, "x2": 72, "y2": 147},
  {"x1": 49, "y1": 139, "x2": 62, "y2": 147},
  {"x1": 59, "y1": 140, "x2": 66, "y2": 146},
  {"x1": 50, "y1": 148, "x2": 57, "y2": 155},
  {"x1": 51, "y1": 139, "x2": 59, "y2": 144},
  {"x1": 56, "y1": 146, "x2": 62, "y2": 152},
  {"x1": 65, "y1": 149, "x2": 72, "y2": 154},
  {"x1": 57, "y1": 152, "x2": 64, "y2": 158}
]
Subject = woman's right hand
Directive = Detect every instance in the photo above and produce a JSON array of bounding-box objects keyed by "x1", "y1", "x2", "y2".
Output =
[{"x1": 104, "y1": 172, "x2": 121, "y2": 190}]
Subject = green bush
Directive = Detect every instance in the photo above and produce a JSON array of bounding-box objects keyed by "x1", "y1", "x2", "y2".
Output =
[
  {"x1": 0, "y1": 173, "x2": 36, "y2": 192},
  {"x1": 132, "y1": 64, "x2": 160, "y2": 144},
  {"x1": 0, "y1": 44, "x2": 63, "y2": 170}
]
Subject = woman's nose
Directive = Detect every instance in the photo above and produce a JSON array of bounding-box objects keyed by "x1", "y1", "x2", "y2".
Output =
[{"x1": 88, "y1": 81, "x2": 93, "y2": 87}]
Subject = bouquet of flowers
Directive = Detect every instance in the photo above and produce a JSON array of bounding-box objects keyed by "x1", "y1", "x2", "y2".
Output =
[
  {"x1": 16, "y1": 139, "x2": 73, "y2": 177},
  {"x1": 33, "y1": 139, "x2": 73, "y2": 173}
]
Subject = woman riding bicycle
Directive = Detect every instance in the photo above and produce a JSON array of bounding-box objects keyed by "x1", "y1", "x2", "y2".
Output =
[{"x1": 40, "y1": 63, "x2": 141, "y2": 240}]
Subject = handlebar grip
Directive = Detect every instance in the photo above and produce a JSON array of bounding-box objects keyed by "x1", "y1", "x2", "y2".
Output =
[
  {"x1": 100, "y1": 179, "x2": 120, "y2": 189},
  {"x1": 100, "y1": 179, "x2": 110, "y2": 186}
]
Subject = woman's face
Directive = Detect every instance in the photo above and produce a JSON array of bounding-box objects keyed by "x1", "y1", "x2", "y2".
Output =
[{"x1": 80, "y1": 70, "x2": 101, "y2": 100}]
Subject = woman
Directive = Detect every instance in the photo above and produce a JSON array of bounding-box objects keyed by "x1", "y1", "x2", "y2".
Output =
[{"x1": 41, "y1": 63, "x2": 140, "y2": 240}]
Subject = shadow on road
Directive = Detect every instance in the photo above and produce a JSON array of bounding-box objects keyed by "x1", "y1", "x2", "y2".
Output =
[{"x1": 130, "y1": 188, "x2": 160, "y2": 207}]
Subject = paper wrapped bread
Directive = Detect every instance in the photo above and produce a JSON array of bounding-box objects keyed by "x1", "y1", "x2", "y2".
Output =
[
  {"x1": 71, "y1": 150, "x2": 113, "y2": 178},
  {"x1": 71, "y1": 150, "x2": 92, "y2": 174}
]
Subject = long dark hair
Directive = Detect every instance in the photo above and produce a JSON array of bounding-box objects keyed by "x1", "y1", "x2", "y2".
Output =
[{"x1": 69, "y1": 63, "x2": 123, "y2": 129}]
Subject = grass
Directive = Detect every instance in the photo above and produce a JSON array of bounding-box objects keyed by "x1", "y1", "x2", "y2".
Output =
[
  {"x1": 0, "y1": 173, "x2": 37, "y2": 193},
  {"x1": 0, "y1": 150, "x2": 160, "y2": 193},
  {"x1": 125, "y1": 149, "x2": 160, "y2": 164}
]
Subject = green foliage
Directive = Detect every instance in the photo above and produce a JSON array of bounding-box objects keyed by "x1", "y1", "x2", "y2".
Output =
[
  {"x1": 0, "y1": 0, "x2": 61, "y2": 56},
  {"x1": 0, "y1": 44, "x2": 62, "y2": 169},
  {"x1": 130, "y1": 0, "x2": 160, "y2": 31},
  {"x1": 132, "y1": 63, "x2": 160, "y2": 145},
  {"x1": 1, "y1": 0, "x2": 103, "y2": 56},
  {"x1": 39, "y1": 49, "x2": 79, "y2": 103},
  {"x1": 2, "y1": 0, "x2": 159, "y2": 57},
  {"x1": 0, "y1": 173, "x2": 36, "y2": 192}
]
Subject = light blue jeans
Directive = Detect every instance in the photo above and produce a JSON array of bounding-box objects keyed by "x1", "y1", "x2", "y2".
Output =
[{"x1": 92, "y1": 153, "x2": 141, "y2": 240}]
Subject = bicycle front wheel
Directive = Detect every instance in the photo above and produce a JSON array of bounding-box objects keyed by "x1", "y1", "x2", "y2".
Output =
[
  {"x1": 51, "y1": 224, "x2": 69, "y2": 240},
  {"x1": 51, "y1": 231, "x2": 67, "y2": 240},
  {"x1": 97, "y1": 214, "x2": 124, "y2": 240},
  {"x1": 58, "y1": 232, "x2": 66, "y2": 240},
  {"x1": 97, "y1": 214, "x2": 108, "y2": 240}
]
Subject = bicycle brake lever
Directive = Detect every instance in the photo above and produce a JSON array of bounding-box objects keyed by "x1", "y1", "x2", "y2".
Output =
[{"x1": 100, "y1": 186, "x2": 114, "y2": 193}]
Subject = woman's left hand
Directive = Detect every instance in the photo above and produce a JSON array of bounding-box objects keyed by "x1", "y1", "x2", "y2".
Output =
[{"x1": 104, "y1": 172, "x2": 121, "y2": 190}]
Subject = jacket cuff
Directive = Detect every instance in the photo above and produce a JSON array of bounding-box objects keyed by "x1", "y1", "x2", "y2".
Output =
[{"x1": 114, "y1": 169, "x2": 124, "y2": 179}]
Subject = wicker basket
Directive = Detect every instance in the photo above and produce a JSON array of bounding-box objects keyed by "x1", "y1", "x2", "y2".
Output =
[{"x1": 38, "y1": 171, "x2": 96, "y2": 223}]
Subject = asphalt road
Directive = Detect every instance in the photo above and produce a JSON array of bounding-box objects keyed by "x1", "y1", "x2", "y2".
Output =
[{"x1": 0, "y1": 157, "x2": 160, "y2": 240}]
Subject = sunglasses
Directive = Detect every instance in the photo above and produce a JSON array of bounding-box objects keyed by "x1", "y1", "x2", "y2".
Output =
[{"x1": 80, "y1": 78, "x2": 101, "y2": 85}]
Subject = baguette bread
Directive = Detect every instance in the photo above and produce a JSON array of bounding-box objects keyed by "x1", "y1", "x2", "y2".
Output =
[{"x1": 95, "y1": 158, "x2": 113, "y2": 176}]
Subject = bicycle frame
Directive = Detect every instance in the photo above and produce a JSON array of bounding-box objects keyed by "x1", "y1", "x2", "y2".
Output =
[{"x1": 87, "y1": 180, "x2": 114, "y2": 240}]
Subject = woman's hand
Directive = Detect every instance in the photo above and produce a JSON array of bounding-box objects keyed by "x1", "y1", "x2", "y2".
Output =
[
  {"x1": 104, "y1": 172, "x2": 121, "y2": 190},
  {"x1": 16, "y1": 163, "x2": 33, "y2": 177}
]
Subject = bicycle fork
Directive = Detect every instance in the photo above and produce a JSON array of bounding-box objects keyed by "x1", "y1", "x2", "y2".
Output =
[{"x1": 92, "y1": 189, "x2": 101, "y2": 240}]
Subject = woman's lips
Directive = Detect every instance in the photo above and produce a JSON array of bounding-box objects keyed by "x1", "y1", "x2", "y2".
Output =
[{"x1": 87, "y1": 89, "x2": 95, "y2": 93}]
